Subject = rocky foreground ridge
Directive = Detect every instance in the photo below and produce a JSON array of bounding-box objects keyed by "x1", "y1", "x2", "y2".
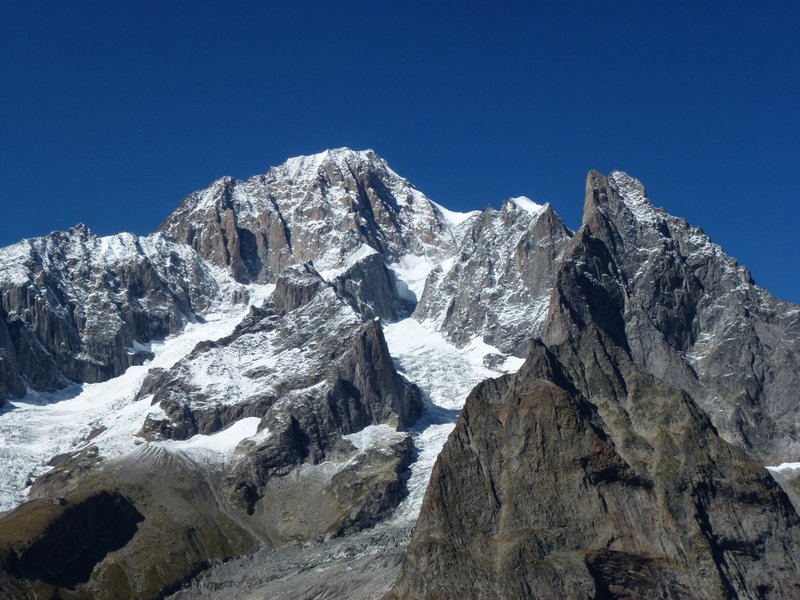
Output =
[{"x1": 0, "y1": 149, "x2": 799, "y2": 599}]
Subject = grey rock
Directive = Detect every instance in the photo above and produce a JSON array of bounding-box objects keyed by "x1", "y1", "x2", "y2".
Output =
[
  {"x1": 394, "y1": 324, "x2": 800, "y2": 599},
  {"x1": 415, "y1": 199, "x2": 572, "y2": 354},
  {"x1": 272, "y1": 263, "x2": 325, "y2": 314},
  {"x1": 0, "y1": 226, "x2": 234, "y2": 400},
  {"x1": 333, "y1": 252, "x2": 415, "y2": 321},
  {"x1": 226, "y1": 317, "x2": 422, "y2": 515},
  {"x1": 159, "y1": 148, "x2": 460, "y2": 283},
  {"x1": 553, "y1": 171, "x2": 800, "y2": 463}
]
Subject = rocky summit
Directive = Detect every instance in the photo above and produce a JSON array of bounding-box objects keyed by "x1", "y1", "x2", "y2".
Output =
[{"x1": 1, "y1": 149, "x2": 799, "y2": 599}]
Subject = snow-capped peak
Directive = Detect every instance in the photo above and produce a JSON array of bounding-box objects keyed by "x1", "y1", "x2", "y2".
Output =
[
  {"x1": 269, "y1": 147, "x2": 384, "y2": 183},
  {"x1": 508, "y1": 195, "x2": 546, "y2": 215}
]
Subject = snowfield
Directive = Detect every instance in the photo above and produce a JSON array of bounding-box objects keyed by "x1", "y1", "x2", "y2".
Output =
[{"x1": 0, "y1": 284, "x2": 273, "y2": 513}]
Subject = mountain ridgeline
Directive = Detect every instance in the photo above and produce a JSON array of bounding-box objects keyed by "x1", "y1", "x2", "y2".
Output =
[{"x1": 0, "y1": 148, "x2": 799, "y2": 599}]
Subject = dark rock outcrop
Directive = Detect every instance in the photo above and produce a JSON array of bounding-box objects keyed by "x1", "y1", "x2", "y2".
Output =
[
  {"x1": 327, "y1": 318, "x2": 422, "y2": 432},
  {"x1": 272, "y1": 263, "x2": 324, "y2": 314},
  {"x1": 549, "y1": 171, "x2": 800, "y2": 463},
  {"x1": 394, "y1": 324, "x2": 800, "y2": 599},
  {"x1": 333, "y1": 252, "x2": 415, "y2": 321},
  {"x1": 226, "y1": 430, "x2": 413, "y2": 544}
]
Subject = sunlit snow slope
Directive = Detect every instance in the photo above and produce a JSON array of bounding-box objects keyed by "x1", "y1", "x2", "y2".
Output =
[{"x1": 0, "y1": 285, "x2": 273, "y2": 513}]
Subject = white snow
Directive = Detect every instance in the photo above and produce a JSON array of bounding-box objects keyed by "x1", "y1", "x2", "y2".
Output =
[
  {"x1": 383, "y1": 317, "x2": 523, "y2": 522},
  {"x1": 388, "y1": 254, "x2": 437, "y2": 302},
  {"x1": 343, "y1": 424, "x2": 400, "y2": 452},
  {"x1": 608, "y1": 171, "x2": 661, "y2": 225},
  {"x1": 0, "y1": 283, "x2": 274, "y2": 513},
  {"x1": 155, "y1": 417, "x2": 261, "y2": 460},
  {"x1": 318, "y1": 244, "x2": 379, "y2": 282},
  {"x1": 275, "y1": 148, "x2": 376, "y2": 184},
  {"x1": 509, "y1": 195, "x2": 545, "y2": 215},
  {"x1": 431, "y1": 200, "x2": 479, "y2": 227},
  {"x1": 0, "y1": 241, "x2": 35, "y2": 286},
  {"x1": 767, "y1": 462, "x2": 800, "y2": 473}
]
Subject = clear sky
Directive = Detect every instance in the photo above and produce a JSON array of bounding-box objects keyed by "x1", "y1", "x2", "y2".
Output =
[{"x1": 1, "y1": 1, "x2": 798, "y2": 301}]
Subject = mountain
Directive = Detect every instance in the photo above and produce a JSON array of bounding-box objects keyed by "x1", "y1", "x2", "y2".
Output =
[
  {"x1": 1, "y1": 150, "x2": 799, "y2": 599},
  {"x1": 394, "y1": 173, "x2": 800, "y2": 597},
  {"x1": 415, "y1": 197, "x2": 572, "y2": 355},
  {"x1": 0, "y1": 226, "x2": 234, "y2": 402},
  {"x1": 158, "y1": 148, "x2": 461, "y2": 283}
]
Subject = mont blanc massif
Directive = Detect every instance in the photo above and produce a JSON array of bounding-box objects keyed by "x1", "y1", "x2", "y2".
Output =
[{"x1": 1, "y1": 148, "x2": 800, "y2": 599}]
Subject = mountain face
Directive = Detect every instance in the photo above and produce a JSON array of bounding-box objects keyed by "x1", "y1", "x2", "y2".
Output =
[
  {"x1": 159, "y1": 148, "x2": 460, "y2": 283},
  {"x1": 0, "y1": 227, "x2": 233, "y2": 401},
  {"x1": 564, "y1": 171, "x2": 800, "y2": 463},
  {"x1": 1, "y1": 150, "x2": 799, "y2": 599},
  {"x1": 395, "y1": 328, "x2": 800, "y2": 599},
  {"x1": 415, "y1": 198, "x2": 572, "y2": 355},
  {"x1": 393, "y1": 174, "x2": 800, "y2": 596}
]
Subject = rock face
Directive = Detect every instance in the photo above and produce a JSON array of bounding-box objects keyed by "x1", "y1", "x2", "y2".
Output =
[
  {"x1": 140, "y1": 262, "x2": 422, "y2": 444},
  {"x1": 0, "y1": 226, "x2": 233, "y2": 399},
  {"x1": 553, "y1": 171, "x2": 800, "y2": 463},
  {"x1": 394, "y1": 170, "x2": 800, "y2": 598},
  {"x1": 159, "y1": 148, "x2": 460, "y2": 283},
  {"x1": 415, "y1": 198, "x2": 572, "y2": 354},
  {"x1": 0, "y1": 241, "x2": 425, "y2": 598},
  {"x1": 229, "y1": 427, "x2": 414, "y2": 544},
  {"x1": 394, "y1": 327, "x2": 800, "y2": 599}
]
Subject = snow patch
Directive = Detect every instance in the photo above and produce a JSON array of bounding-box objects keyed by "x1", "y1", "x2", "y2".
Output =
[
  {"x1": 156, "y1": 417, "x2": 261, "y2": 459},
  {"x1": 608, "y1": 171, "x2": 660, "y2": 225},
  {"x1": 343, "y1": 424, "x2": 400, "y2": 452},
  {"x1": 431, "y1": 200, "x2": 479, "y2": 227},
  {"x1": 388, "y1": 255, "x2": 436, "y2": 302},
  {"x1": 767, "y1": 462, "x2": 800, "y2": 473},
  {"x1": 318, "y1": 244, "x2": 379, "y2": 282},
  {"x1": 509, "y1": 196, "x2": 545, "y2": 215}
]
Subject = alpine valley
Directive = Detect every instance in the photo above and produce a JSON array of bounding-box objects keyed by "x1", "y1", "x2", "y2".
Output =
[{"x1": 1, "y1": 148, "x2": 799, "y2": 599}]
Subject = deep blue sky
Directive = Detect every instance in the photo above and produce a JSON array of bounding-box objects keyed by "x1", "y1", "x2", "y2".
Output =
[{"x1": 1, "y1": 2, "x2": 798, "y2": 301}]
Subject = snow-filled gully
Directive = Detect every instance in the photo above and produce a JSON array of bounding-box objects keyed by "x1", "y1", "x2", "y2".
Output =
[{"x1": 383, "y1": 318, "x2": 523, "y2": 522}]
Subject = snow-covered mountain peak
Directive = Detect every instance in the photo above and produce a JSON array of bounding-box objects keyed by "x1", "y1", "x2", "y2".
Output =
[
  {"x1": 269, "y1": 147, "x2": 382, "y2": 183},
  {"x1": 507, "y1": 195, "x2": 546, "y2": 216},
  {"x1": 160, "y1": 148, "x2": 469, "y2": 283},
  {"x1": 5, "y1": 157, "x2": 800, "y2": 599}
]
